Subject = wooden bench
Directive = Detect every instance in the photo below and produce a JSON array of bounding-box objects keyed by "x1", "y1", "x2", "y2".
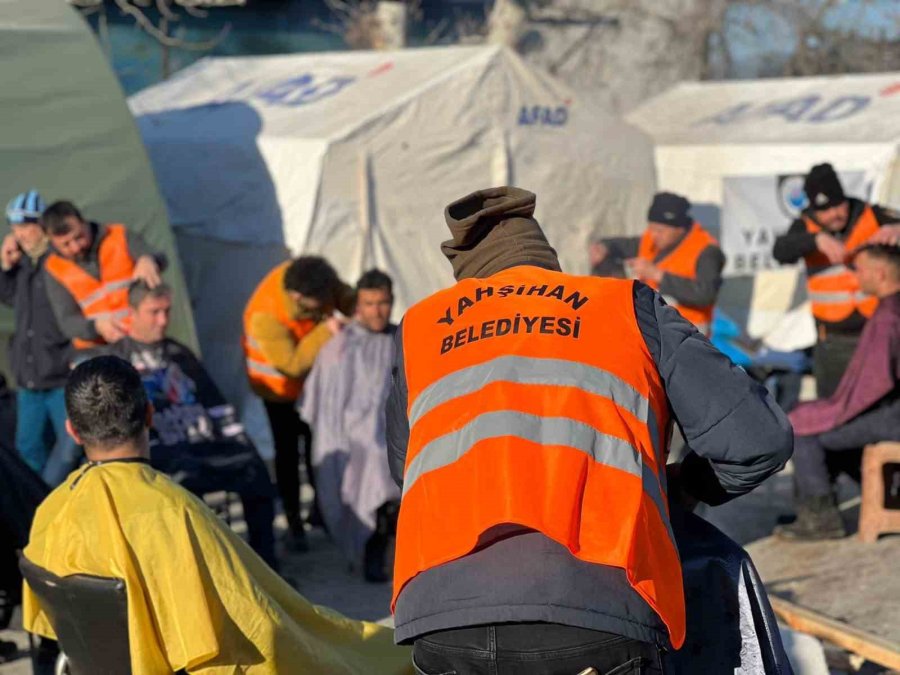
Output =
[{"x1": 859, "y1": 442, "x2": 900, "y2": 543}]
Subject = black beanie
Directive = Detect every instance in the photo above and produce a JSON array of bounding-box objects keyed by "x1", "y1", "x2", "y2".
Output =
[
  {"x1": 647, "y1": 192, "x2": 692, "y2": 229},
  {"x1": 804, "y1": 163, "x2": 845, "y2": 210}
]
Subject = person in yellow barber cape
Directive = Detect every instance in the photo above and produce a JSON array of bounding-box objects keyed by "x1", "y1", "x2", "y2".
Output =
[{"x1": 23, "y1": 355, "x2": 412, "y2": 675}]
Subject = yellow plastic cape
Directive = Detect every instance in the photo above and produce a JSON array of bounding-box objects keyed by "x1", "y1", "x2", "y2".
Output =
[{"x1": 23, "y1": 461, "x2": 412, "y2": 674}]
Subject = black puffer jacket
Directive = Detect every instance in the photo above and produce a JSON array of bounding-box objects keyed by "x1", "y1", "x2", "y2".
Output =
[{"x1": 0, "y1": 251, "x2": 72, "y2": 390}]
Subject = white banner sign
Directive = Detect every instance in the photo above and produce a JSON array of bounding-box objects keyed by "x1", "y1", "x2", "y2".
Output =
[{"x1": 721, "y1": 171, "x2": 869, "y2": 277}]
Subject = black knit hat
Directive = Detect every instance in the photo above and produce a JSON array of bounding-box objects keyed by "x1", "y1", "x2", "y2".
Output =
[
  {"x1": 647, "y1": 192, "x2": 692, "y2": 229},
  {"x1": 804, "y1": 163, "x2": 845, "y2": 211}
]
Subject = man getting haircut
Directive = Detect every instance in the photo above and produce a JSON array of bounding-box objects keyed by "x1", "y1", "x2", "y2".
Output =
[{"x1": 23, "y1": 357, "x2": 412, "y2": 674}]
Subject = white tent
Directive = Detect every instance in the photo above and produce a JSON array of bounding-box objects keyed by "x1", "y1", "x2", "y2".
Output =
[
  {"x1": 628, "y1": 72, "x2": 900, "y2": 351},
  {"x1": 129, "y1": 44, "x2": 655, "y2": 421}
]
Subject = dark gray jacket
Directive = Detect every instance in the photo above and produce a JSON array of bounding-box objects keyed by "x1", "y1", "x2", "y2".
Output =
[
  {"x1": 385, "y1": 277, "x2": 793, "y2": 647},
  {"x1": 0, "y1": 250, "x2": 72, "y2": 390}
]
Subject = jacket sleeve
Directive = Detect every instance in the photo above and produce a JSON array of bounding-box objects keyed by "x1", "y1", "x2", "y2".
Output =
[
  {"x1": 773, "y1": 218, "x2": 817, "y2": 264},
  {"x1": 125, "y1": 229, "x2": 168, "y2": 271},
  {"x1": 385, "y1": 320, "x2": 410, "y2": 488},
  {"x1": 0, "y1": 268, "x2": 17, "y2": 306},
  {"x1": 657, "y1": 244, "x2": 725, "y2": 307},
  {"x1": 250, "y1": 312, "x2": 333, "y2": 379},
  {"x1": 43, "y1": 269, "x2": 100, "y2": 341},
  {"x1": 590, "y1": 236, "x2": 640, "y2": 278},
  {"x1": 633, "y1": 282, "x2": 793, "y2": 505}
]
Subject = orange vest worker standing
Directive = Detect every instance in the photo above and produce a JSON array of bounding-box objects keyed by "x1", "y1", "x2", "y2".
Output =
[
  {"x1": 243, "y1": 256, "x2": 355, "y2": 550},
  {"x1": 42, "y1": 200, "x2": 165, "y2": 350},
  {"x1": 772, "y1": 163, "x2": 900, "y2": 398},
  {"x1": 386, "y1": 187, "x2": 793, "y2": 674}
]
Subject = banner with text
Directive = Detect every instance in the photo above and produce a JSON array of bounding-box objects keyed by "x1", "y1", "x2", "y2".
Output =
[{"x1": 721, "y1": 171, "x2": 869, "y2": 277}]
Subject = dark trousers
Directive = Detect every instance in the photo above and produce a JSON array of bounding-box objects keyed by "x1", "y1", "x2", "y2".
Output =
[
  {"x1": 413, "y1": 624, "x2": 663, "y2": 675},
  {"x1": 263, "y1": 399, "x2": 314, "y2": 521},
  {"x1": 240, "y1": 493, "x2": 278, "y2": 570},
  {"x1": 793, "y1": 397, "x2": 900, "y2": 499},
  {"x1": 812, "y1": 331, "x2": 860, "y2": 399}
]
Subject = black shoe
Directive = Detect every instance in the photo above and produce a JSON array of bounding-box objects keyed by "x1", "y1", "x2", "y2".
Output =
[
  {"x1": 285, "y1": 514, "x2": 309, "y2": 553},
  {"x1": 0, "y1": 639, "x2": 17, "y2": 664},
  {"x1": 773, "y1": 495, "x2": 846, "y2": 541}
]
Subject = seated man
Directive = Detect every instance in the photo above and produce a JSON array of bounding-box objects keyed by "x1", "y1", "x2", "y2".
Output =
[
  {"x1": 23, "y1": 356, "x2": 412, "y2": 674},
  {"x1": 301, "y1": 269, "x2": 401, "y2": 582},
  {"x1": 104, "y1": 281, "x2": 278, "y2": 568},
  {"x1": 776, "y1": 244, "x2": 900, "y2": 541}
]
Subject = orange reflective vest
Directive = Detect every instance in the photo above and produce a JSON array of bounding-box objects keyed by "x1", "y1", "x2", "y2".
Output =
[
  {"x1": 242, "y1": 261, "x2": 317, "y2": 402},
  {"x1": 637, "y1": 223, "x2": 718, "y2": 336},
  {"x1": 45, "y1": 224, "x2": 135, "y2": 350},
  {"x1": 803, "y1": 207, "x2": 879, "y2": 323},
  {"x1": 394, "y1": 266, "x2": 685, "y2": 648}
]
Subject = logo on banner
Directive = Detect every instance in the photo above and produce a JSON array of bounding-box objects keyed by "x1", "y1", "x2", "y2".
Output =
[{"x1": 776, "y1": 174, "x2": 809, "y2": 218}]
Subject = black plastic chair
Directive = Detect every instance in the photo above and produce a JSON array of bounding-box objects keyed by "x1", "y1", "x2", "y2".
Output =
[{"x1": 19, "y1": 555, "x2": 132, "y2": 675}]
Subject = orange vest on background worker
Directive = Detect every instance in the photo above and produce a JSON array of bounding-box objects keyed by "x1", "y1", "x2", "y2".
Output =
[
  {"x1": 803, "y1": 206, "x2": 879, "y2": 323},
  {"x1": 637, "y1": 222, "x2": 718, "y2": 336},
  {"x1": 394, "y1": 265, "x2": 686, "y2": 649},
  {"x1": 44, "y1": 224, "x2": 134, "y2": 350},
  {"x1": 242, "y1": 261, "x2": 317, "y2": 402}
]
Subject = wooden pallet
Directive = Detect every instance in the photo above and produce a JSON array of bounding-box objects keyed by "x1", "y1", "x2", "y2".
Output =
[{"x1": 770, "y1": 596, "x2": 900, "y2": 671}]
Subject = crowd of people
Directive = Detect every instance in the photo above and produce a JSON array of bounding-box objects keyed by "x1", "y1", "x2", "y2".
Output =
[{"x1": 0, "y1": 160, "x2": 897, "y2": 673}]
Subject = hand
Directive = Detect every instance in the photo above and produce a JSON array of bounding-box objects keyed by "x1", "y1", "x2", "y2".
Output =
[
  {"x1": 625, "y1": 257, "x2": 664, "y2": 284},
  {"x1": 132, "y1": 255, "x2": 162, "y2": 288},
  {"x1": 1, "y1": 234, "x2": 22, "y2": 271},
  {"x1": 666, "y1": 462, "x2": 699, "y2": 513},
  {"x1": 588, "y1": 242, "x2": 608, "y2": 267},
  {"x1": 867, "y1": 224, "x2": 900, "y2": 247},
  {"x1": 324, "y1": 315, "x2": 346, "y2": 336},
  {"x1": 95, "y1": 317, "x2": 127, "y2": 343},
  {"x1": 814, "y1": 232, "x2": 847, "y2": 265}
]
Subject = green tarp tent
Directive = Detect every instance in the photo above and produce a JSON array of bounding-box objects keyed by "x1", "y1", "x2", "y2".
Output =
[{"x1": 0, "y1": 0, "x2": 197, "y2": 380}]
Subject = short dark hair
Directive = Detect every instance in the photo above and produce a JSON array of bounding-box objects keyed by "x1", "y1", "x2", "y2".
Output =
[
  {"x1": 855, "y1": 244, "x2": 900, "y2": 278},
  {"x1": 357, "y1": 268, "x2": 393, "y2": 295},
  {"x1": 65, "y1": 356, "x2": 148, "y2": 450},
  {"x1": 128, "y1": 280, "x2": 172, "y2": 309},
  {"x1": 42, "y1": 200, "x2": 84, "y2": 235},
  {"x1": 283, "y1": 256, "x2": 338, "y2": 302}
]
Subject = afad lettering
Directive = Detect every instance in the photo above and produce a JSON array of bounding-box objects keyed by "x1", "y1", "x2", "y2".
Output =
[
  {"x1": 518, "y1": 105, "x2": 569, "y2": 127},
  {"x1": 695, "y1": 94, "x2": 870, "y2": 126},
  {"x1": 436, "y1": 283, "x2": 589, "y2": 327},
  {"x1": 228, "y1": 73, "x2": 357, "y2": 108},
  {"x1": 440, "y1": 314, "x2": 582, "y2": 355}
]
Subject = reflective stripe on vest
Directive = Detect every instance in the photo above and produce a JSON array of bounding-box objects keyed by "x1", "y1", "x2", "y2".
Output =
[
  {"x1": 638, "y1": 223, "x2": 717, "y2": 336},
  {"x1": 242, "y1": 261, "x2": 317, "y2": 401},
  {"x1": 803, "y1": 207, "x2": 880, "y2": 322},
  {"x1": 44, "y1": 224, "x2": 135, "y2": 350},
  {"x1": 395, "y1": 268, "x2": 685, "y2": 648}
]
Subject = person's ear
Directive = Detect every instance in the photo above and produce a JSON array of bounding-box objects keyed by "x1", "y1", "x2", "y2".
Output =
[
  {"x1": 65, "y1": 419, "x2": 82, "y2": 445},
  {"x1": 145, "y1": 402, "x2": 154, "y2": 427}
]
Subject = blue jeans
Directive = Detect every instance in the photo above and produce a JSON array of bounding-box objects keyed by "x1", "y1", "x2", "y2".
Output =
[{"x1": 16, "y1": 388, "x2": 82, "y2": 485}]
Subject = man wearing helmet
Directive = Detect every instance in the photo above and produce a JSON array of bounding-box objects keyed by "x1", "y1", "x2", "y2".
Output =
[{"x1": 0, "y1": 190, "x2": 79, "y2": 482}]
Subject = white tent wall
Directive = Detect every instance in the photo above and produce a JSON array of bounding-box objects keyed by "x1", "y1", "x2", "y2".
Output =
[
  {"x1": 313, "y1": 48, "x2": 655, "y2": 312},
  {"x1": 131, "y1": 45, "x2": 656, "y2": 456}
]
